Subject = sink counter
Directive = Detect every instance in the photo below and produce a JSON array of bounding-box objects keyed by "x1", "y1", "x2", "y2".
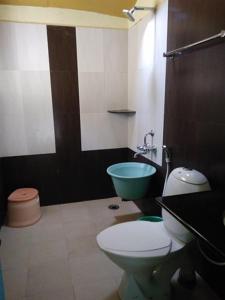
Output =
[{"x1": 156, "y1": 191, "x2": 225, "y2": 258}]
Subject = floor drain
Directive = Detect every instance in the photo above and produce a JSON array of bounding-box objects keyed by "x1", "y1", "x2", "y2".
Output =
[{"x1": 108, "y1": 204, "x2": 120, "y2": 210}]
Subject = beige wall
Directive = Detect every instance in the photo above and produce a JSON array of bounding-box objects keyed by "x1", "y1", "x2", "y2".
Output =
[
  {"x1": 0, "y1": 1, "x2": 158, "y2": 30},
  {"x1": 0, "y1": 5, "x2": 128, "y2": 29}
]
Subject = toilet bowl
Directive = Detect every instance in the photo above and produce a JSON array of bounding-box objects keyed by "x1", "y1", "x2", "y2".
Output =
[
  {"x1": 97, "y1": 167, "x2": 211, "y2": 300},
  {"x1": 97, "y1": 220, "x2": 186, "y2": 300}
]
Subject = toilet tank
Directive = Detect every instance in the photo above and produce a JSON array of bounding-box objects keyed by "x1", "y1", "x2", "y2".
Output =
[{"x1": 162, "y1": 167, "x2": 211, "y2": 243}]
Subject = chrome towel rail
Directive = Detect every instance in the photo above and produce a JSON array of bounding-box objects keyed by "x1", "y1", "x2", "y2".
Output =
[{"x1": 163, "y1": 30, "x2": 225, "y2": 58}]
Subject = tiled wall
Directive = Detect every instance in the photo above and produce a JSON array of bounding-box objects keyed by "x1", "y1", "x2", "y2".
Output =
[
  {"x1": 0, "y1": 12, "x2": 169, "y2": 211},
  {"x1": 163, "y1": 1, "x2": 225, "y2": 297},
  {"x1": 128, "y1": 2, "x2": 168, "y2": 166},
  {"x1": 0, "y1": 22, "x2": 55, "y2": 157},
  {"x1": 76, "y1": 27, "x2": 128, "y2": 150},
  {"x1": 164, "y1": 0, "x2": 225, "y2": 190},
  {"x1": 1, "y1": 26, "x2": 129, "y2": 211},
  {"x1": 0, "y1": 19, "x2": 168, "y2": 160}
]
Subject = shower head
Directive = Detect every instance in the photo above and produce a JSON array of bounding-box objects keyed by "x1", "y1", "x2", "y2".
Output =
[
  {"x1": 122, "y1": 6, "x2": 154, "y2": 22},
  {"x1": 122, "y1": 8, "x2": 135, "y2": 22}
]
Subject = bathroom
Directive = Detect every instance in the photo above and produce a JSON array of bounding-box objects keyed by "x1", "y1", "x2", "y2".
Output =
[{"x1": 0, "y1": 0, "x2": 225, "y2": 299}]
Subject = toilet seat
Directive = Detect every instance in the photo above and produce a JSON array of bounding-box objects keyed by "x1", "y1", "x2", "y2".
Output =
[{"x1": 97, "y1": 221, "x2": 172, "y2": 258}]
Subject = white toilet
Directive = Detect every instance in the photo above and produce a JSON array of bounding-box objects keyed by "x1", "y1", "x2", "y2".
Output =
[{"x1": 97, "y1": 168, "x2": 211, "y2": 300}]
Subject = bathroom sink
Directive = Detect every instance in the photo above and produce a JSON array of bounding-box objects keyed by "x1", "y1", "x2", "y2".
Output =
[{"x1": 107, "y1": 162, "x2": 156, "y2": 200}]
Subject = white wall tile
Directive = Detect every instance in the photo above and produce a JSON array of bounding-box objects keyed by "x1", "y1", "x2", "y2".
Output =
[
  {"x1": 128, "y1": 2, "x2": 168, "y2": 166},
  {"x1": 128, "y1": 12, "x2": 155, "y2": 72},
  {"x1": 0, "y1": 114, "x2": 28, "y2": 157},
  {"x1": 78, "y1": 72, "x2": 106, "y2": 113},
  {"x1": 136, "y1": 12, "x2": 155, "y2": 71},
  {"x1": 24, "y1": 113, "x2": 56, "y2": 155},
  {"x1": 128, "y1": 69, "x2": 155, "y2": 113},
  {"x1": 103, "y1": 29, "x2": 128, "y2": 73},
  {"x1": 0, "y1": 71, "x2": 23, "y2": 115},
  {"x1": 0, "y1": 23, "x2": 49, "y2": 71},
  {"x1": 105, "y1": 72, "x2": 128, "y2": 110},
  {"x1": 0, "y1": 23, "x2": 18, "y2": 70},
  {"x1": 0, "y1": 70, "x2": 26, "y2": 156},
  {"x1": 20, "y1": 71, "x2": 56, "y2": 155},
  {"x1": 0, "y1": 22, "x2": 55, "y2": 157},
  {"x1": 128, "y1": 23, "x2": 138, "y2": 73},
  {"x1": 80, "y1": 113, "x2": 128, "y2": 151},
  {"x1": 151, "y1": 0, "x2": 169, "y2": 164},
  {"x1": 20, "y1": 71, "x2": 54, "y2": 118},
  {"x1": 15, "y1": 23, "x2": 50, "y2": 71},
  {"x1": 76, "y1": 28, "x2": 104, "y2": 72},
  {"x1": 77, "y1": 27, "x2": 129, "y2": 150}
]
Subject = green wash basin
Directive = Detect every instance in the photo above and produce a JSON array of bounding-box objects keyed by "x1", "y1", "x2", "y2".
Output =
[{"x1": 107, "y1": 162, "x2": 156, "y2": 200}]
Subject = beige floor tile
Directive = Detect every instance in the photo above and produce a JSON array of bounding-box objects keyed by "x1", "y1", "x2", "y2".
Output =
[
  {"x1": 114, "y1": 212, "x2": 143, "y2": 223},
  {"x1": 2, "y1": 268, "x2": 28, "y2": 300},
  {"x1": 66, "y1": 234, "x2": 99, "y2": 259},
  {"x1": 1, "y1": 240, "x2": 31, "y2": 271},
  {"x1": 94, "y1": 212, "x2": 142, "y2": 234},
  {"x1": 0, "y1": 226, "x2": 32, "y2": 249},
  {"x1": 28, "y1": 239, "x2": 68, "y2": 267},
  {"x1": 38, "y1": 205, "x2": 63, "y2": 227},
  {"x1": 108, "y1": 199, "x2": 141, "y2": 216},
  {"x1": 26, "y1": 259, "x2": 72, "y2": 296},
  {"x1": 69, "y1": 251, "x2": 116, "y2": 286},
  {"x1": 1, "y1": 199, "x2": 130, "y2": 300},
  {"x1": 79, "y1": 197, "x2": 115, "y2": 208},
  {"x1": 1, "y1": 199, "x2": 222, "y2": 300},
  {"x1": 61, "y1": 203, "x2": 90, "y2": 223},
  {"x1": 87, "y1": 198, "x2": 118, "y2": 217},
  {"x1": 74, "y1": 278, "x2": 120, "y2": 300},
  {"x1": 63, "y1": 218, "x2": 97, "y2": 240},
  {"x1": 30, "y1": 221, "x2": 64, "y2": 244},
  {"x1": 94, "y1": 215, "x2": 118, "y2": 234},
  {"x1": 24, "y1": 286, "x2": 75, "y2": 300},
  {"x1": 89, "y1": 197, "x2": 141, "y2": 218}
]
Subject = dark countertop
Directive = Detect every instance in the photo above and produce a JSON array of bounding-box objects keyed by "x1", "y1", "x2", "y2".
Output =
[{"x1": 156, "y1": 191, "x2": 225, "y2": 258}]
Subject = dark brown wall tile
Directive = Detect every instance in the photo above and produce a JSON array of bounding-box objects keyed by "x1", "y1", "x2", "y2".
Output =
[
  {"x1": 54, "y1": 112, "x2": 81, "y2": 155},
  {"x1": 50, "y1": 71, "x2": 80, "y2": 114},
  {"x1": 47, "y1": 26, "x2": 81, "y2": 156},
  {"x1": 2, "y1": 154, "x2": 61, "y2": 206},
  {"x1": 164, "y1": 0, "x2": 225, "y2": 191},
  {"x1": 47, "y1": 26, "x2": 78, "y2": 72}
]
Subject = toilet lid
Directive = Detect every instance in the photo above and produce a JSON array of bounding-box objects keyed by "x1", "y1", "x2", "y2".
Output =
[{"x1": 97, "y1": 221, "x2": 171, "y2": 253}]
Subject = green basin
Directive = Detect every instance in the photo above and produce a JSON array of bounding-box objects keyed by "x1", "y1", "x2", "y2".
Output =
[{"x1": 107, "y1": 162, "x2": 156, "y2": 200}]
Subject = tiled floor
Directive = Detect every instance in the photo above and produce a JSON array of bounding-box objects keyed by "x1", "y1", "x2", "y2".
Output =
[
  {"x1": 0, "y1": 197, "x2": 222, "y2": 300},
  {"x1": 0, "y1": 197, "x2": 142, "y2": 300}
]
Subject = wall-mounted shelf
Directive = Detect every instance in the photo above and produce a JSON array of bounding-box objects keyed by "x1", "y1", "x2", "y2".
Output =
[
  {"x1": 107, "y1": 109, "x2": 136, "y2": 114},
  {"x1": 163, "y1": 30, "x2": 225, "y2": 58}
]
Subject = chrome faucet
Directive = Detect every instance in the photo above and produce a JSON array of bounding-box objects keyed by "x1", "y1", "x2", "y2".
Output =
[{"x1": 134, "y1": 130, "x2": 157, "y2": 158}]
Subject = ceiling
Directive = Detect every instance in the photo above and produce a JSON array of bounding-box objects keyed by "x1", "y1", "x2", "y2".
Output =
[{"x1": 0, "y1": 0, "x2": 139, "y2": 18}]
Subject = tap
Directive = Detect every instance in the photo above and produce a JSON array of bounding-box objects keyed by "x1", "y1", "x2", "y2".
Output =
[
  {"x1": 133, "y1": 146, "x2": 148, "y2": 158},
  {"x1": 133, "y1": 130, "x2": 157, "y2": 158},
  {"x1": 144, "y1": 130, "x2": 154, "y2": 146}
]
